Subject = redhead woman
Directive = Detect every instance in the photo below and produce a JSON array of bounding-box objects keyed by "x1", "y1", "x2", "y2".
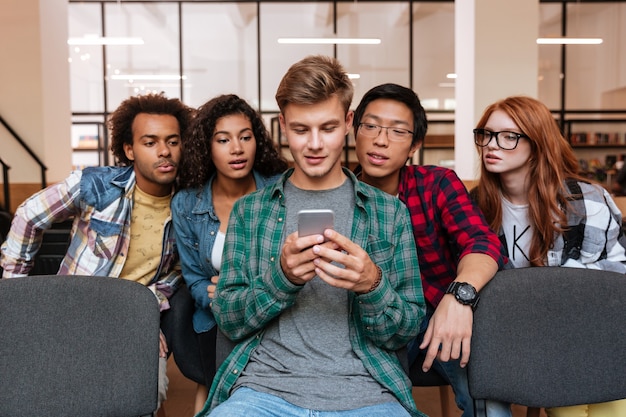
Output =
[{"x1": 472, "y1": 95, "x2": 626, "y2": 417}]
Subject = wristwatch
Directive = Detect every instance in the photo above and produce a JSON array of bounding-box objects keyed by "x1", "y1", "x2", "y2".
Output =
[{"x1": 445, "y1": 281, "x2": 480, "y2": 311}]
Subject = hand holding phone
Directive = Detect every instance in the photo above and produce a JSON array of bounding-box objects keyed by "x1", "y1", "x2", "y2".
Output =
[
  {"x1": 297, "y1": 209, "x2": 334, "y2": 237},
  {"x1": 281, "y1": 209, "x2": 335, "y2": 285}
]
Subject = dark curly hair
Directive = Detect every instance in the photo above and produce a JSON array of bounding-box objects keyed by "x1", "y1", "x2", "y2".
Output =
[
  {"x1": 178, "y1": 94, "x2": 288, "y2": 189},
  {"x1": 108, "y1": 92, "x2": 193, "y2": 166}
]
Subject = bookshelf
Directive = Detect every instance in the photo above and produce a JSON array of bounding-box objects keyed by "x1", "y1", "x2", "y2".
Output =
[
  {"x1": 564, "y1": 118, "x2": 626, "y2": 148},
  {"x1": 415, "y1": 118, "x2": 455, "y2": 166},
  {"x1": 71, "y1": 121, "x2": 108, "y2": 169},
  {"x1": 558, "y1": 112, "x2": 626, "y2": 186}
]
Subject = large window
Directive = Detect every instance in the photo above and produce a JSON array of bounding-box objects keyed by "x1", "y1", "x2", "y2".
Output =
[
  {"x1": 183, "y1": 3, "x2": 259, "y2": 108},
  {"x1": 538, "y1": 2, "x2": 626, "y2": 110},
  {"x1": 105, "y1": 3, "x2": 181, "y2": 110},
  {"x1": 67, "y1": 1, "x2": 626, "y2": 169},
  {"x1": 68, "y1": 2, "x2": 104, "y2": 113}
]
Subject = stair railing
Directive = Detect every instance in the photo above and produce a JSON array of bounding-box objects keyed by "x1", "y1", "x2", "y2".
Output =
[{"x1": 0, "y1": 115, "x2": 48, "y2": 213}]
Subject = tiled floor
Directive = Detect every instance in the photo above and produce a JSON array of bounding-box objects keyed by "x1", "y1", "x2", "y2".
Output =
[{"x1": 160, "y1": 356, "x2": 546, "y2": 417}]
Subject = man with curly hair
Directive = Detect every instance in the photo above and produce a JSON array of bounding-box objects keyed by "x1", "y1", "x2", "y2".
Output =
[{"x1": 0, "y1": 92, "x2": 193, "y2": 416}]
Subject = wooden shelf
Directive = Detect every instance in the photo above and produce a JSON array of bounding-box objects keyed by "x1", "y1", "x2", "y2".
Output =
[
  {"x1": 423, "y1": 134, "x2": 454, "y2": 149},
  {"x1": 570, "y1": 144, "x2": 626, "y2": 149},
  {"x1": 72, "y1": 147, "x2": 100, "y2": 152}
]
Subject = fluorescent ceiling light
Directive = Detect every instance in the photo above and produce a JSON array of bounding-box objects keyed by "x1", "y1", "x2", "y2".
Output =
[
  {"x1": 68, "y1": 36, "x2": 145, "y2": 46},
  {"x1": 277, "y1": 38, "x2": 381, "y2": 45},
  {"x1": 446, "y1": 73, "x2": 457, "y2": 79},
  {"x1": 128, "y1": 84, "x2": 190, "y2": 90},
  {"x1": 110, "y1": 74, "x2": 186, "y2": 81},
  {"x1": 347, "y1": 73, "x2": 360, "y2": 79},
  {"x1": 537, "y1": 38, "x2": 603, "y2": 45}
]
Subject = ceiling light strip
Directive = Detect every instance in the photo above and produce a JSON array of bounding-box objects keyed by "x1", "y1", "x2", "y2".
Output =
[
  {"x1": 277, "y1": 38, "x2": 381, "y2": 45},
  {"x1": 68, "y1": 36, "x2": 145, "y2": 46},
  {"x1": 536, "y1": 38, "x2": 603, "y2": 45},
  {"x1": 110, "y1": 74, "x2": 186, "y2": 81}
]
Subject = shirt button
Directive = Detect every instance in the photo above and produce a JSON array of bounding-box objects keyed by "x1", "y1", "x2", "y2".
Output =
[
  {"x1": 278, "y1": 217, "x2": 283, "y2": 223},
  {"x1": 232, "y1": 369, "x2": 238, "y2": 375},
  {"x1": 270, "y1": 257, "x2": 275, "y2": 262}
]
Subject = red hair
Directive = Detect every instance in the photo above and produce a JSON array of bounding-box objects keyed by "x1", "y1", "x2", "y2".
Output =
[{"x1": 473, "y1": 96, "x2": 589, "y2": 266}]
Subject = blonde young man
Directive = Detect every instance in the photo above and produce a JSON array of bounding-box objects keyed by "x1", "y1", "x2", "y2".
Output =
[{"x1": 200, "y1": 56, "x2": 427, "y2": 417}]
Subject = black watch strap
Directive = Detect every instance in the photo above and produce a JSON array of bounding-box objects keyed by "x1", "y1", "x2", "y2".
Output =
[{"x1": 445, "y1": 281, "x2": 480, "y2": 311}]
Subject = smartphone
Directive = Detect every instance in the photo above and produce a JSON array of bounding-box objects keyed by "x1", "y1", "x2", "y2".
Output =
[{"x1": 297, "y1": 209, "x2": 334, "y2": 237}]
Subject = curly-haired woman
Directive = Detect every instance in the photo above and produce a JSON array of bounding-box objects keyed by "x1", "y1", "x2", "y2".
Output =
[{"x1": 171, "y1": 94, "x2": 288, "y2": 412}]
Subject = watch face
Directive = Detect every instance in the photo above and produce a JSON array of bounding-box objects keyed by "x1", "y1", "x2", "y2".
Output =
[{"x1": 457, "y1": 284, "x2": 476, "y2": 301}]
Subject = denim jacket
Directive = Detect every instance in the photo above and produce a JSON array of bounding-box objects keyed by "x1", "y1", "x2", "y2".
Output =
[
  {"x1": 171, "y1": 171, "x2": 281, "y2": 333},
  {"x1": 1, "y1": 166, "x2": 177, "y2": 289}
]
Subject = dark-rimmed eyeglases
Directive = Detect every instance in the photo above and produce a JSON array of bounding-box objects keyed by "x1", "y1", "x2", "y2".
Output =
[{"x1": 473, "y1": 128, "x2": 528, "y2": 150}]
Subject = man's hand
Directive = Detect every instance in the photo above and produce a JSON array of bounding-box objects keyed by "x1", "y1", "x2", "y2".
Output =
[
  {"x1": 280, "y1": 231, "x2": 330, "y2": 285},
  {"x1": 308, "y1": 229, "x2": 379, "y2": 294},
  {"x1": 419, "y1": 294, "x2": 473, "y2": 371},
  {"x1": 159, "y1": 331, "x2": 169, "y2": 358},
  {"x1": 208, "y1": 275, "x2": 218, "y2": 306}
]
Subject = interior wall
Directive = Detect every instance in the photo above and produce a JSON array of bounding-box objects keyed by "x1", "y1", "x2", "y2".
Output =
[{"x1": 0, "y1": 0, "x2": 71, "y2": 190}]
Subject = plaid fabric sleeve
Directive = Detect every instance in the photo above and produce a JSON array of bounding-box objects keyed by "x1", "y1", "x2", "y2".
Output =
[
  {"x1": 1, "y1": 171, "x2": 82, "y2": 277},
  {"x1": 213, "y1": 186, "x2": 303, "y2": 341},
  {"x1": 354, "y1": 195, "x2": 425, "y2": 350}
]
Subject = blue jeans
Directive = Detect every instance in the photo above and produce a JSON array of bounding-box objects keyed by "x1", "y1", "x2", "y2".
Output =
[
  {"x1": 209, "y1": 387, "x2": 411, "y2": 417},
  {"x1": 484, "y1": 401, "x2": 512, "y2": 417},
  {"x1": 407, "y1": 309, "x2": 512, "y2": 417}
]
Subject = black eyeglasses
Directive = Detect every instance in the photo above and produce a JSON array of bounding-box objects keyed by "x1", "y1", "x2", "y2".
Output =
[
  {"x1": 358, "y1": 123, "x2": 414, "y2": 142},
  {"x1": 473, "y1": 128, "x2": 528, "y2": 150}
]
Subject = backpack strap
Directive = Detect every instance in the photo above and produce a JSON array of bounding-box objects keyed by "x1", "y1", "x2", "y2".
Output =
[{"x1": 562, "y1": 179, "x2": 586, "y2": 264}]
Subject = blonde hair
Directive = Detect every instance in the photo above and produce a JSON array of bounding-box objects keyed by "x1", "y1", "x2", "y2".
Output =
[
  {"x1": 473, "y1": 96, "x2": 589, "y2": 266},
  {"x1": 275, "y1": 55, "x2": 353, "y2": 115}
]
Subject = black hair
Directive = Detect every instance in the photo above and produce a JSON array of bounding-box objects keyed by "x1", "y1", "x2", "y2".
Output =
[
  {"x1": 353, "y1": 83, "x2": 428, "y2": 147},
  {"x1": 108, "y1": 92, "x2": 192, "y2": 166},
  {"x1": 178, "y1": 94, "x2": 288, "y2": 189}
]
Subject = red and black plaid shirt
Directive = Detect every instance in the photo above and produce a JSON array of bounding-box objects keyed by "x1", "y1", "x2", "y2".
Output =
[{"x1": 397, "y1": 165, "x2": 506, "y2": 308}]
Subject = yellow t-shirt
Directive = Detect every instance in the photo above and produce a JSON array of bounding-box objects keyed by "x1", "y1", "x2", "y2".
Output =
[{"x1": 119, "y1": 186, "x2": 171, "y2": 285}]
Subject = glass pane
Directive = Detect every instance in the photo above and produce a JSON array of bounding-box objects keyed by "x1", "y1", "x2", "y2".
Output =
[
  {"x1": 68, "y1": 3, "x2": 104, "y2": 113},
  {"x1": 564, "y1": 3, "x2": 624, "y2": 110},
  {"x1": 182, "y1": 3, "x2": 259, "y2": 108},
  {"x1": 260, "y1": 3, "x2": 334, "y2": 112},
  {"x1": 104, "y1": 3, "x2": 181, "y2": 111},
  {"x1": 412, "y1": 2, "x2": 455, "y2": 112},
  {"x1": 337, "y1": 2, "x2": 411, "y2": 108},
  {"x1": 538, "y1": 4, "x2": 562, "y2": 110}
]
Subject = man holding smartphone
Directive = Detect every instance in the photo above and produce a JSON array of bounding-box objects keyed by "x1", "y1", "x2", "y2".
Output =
[{"x1": 200, "y1": 56, "x2": 426, "y2": 417}]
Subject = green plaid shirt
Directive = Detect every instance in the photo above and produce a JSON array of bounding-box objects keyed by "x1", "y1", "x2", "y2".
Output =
[{"x1": 202, "y1": 168, "x2": 426, "y2": 417}]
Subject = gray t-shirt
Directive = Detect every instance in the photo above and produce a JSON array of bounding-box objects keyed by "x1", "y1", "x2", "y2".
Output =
[{"x1": 234, "y1": 176, "x2": 395, "y2": 410}]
